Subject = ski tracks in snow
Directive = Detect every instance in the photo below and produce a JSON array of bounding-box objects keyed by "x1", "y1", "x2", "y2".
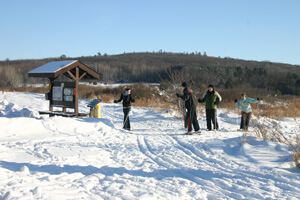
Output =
[
  {"x1": 121, "y1": 106, "x2": 300, "y2": 199},
  {"x1": 1, "y1": 95, "x2": 300, "y2": 199}
]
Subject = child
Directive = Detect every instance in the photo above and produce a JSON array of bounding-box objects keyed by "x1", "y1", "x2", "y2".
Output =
[{"x1": 235, "y1": 93, "x2": 259, "y2": 131}]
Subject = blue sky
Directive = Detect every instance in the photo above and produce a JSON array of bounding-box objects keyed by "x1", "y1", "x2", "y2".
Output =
[{"x1": 1, "y1": 0, "x2": 300, "y2": 65}]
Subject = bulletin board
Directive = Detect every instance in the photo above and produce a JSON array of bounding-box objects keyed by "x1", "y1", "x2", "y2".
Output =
[{"x1": 50, "y1": 82, "x2": 76, "y2": 108}]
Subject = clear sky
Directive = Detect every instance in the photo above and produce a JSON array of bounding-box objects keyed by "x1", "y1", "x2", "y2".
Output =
[{"x1": 1, "y1": 0, "x2": 300, "y2": 65}]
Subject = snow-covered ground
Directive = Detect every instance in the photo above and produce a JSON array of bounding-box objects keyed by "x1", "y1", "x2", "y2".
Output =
[{"x1": 0, "y1": 92, "x2": 299, "y2": 200}]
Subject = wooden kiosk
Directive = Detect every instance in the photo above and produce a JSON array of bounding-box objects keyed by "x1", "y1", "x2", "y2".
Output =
[{"x1": 28, "y1": 60, "x2": 100, "y2": 117}]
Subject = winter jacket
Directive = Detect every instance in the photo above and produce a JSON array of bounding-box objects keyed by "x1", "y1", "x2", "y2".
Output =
[
  {"x1": 178, "y1": 88, "x2": 196, "y2": 109},
  {"x1": 198, "y1": 90, "x2": 222, "y2": 109},
  {"x1": 116, "y1": 91, "x2": 135, "y2": 107},
  {"x1": 235, "y1": 97, "x2": 258, "y2": 113}
]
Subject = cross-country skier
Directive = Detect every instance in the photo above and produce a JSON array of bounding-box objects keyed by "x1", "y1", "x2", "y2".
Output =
[
  {"x1": 235, "y1": 93, "x2": 259, "y2": 131},
  {"x1": 114, "y1": 88, "x2": 135, "y2": 130},
  {"x1": 176, "y1": 82, "x2": 200, "y2": 134},
  {"x1": 198, "y1": 85, "x2": 222, "y2": 131}
]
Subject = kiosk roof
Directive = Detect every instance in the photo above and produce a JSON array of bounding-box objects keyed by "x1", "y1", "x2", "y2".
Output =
[
  {"x1": 28, "y1": 60, "x2": 100, "y2": 79},
  {"x1": 29, "y1": 60, "x2": 77, "y2": 74}
]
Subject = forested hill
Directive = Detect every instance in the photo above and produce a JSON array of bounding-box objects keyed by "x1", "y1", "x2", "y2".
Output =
[{"x1": 1, "y1": 52, "x2": 299, "y2": 95}]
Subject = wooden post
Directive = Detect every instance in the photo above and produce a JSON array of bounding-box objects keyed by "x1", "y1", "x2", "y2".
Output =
[
  {"x1": 49, "y1": 78, "x2": 54, "y2": 113},
  {"x1": 75, "y1": 67, "x2": 79, "y2": 117},
  {"x1": 89, "y1": 107, "x2": 93, "y2": 117},
  {"x1": 66, "y1": 67, "x2": 83, "y2": 117}
]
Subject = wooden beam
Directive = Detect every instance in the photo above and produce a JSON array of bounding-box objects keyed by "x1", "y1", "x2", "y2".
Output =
[
  {"x1": 75, "y1": 67, "x2": 79, "y2": 117},
  {"x1": 79, "y1": 72, "x2": 87, "y2": 81},
  {"x1": 57, "y1": 61, "x2": 99, "y2": 80},
  {"x1": 67, "y1": 70, "x2": 76, "y2": 80},
  {"x1": 77, "y1": 63, "x2": 100, "y2": 79},
  {"x1": 49, "y1": 78, "x2": 54, "y2": 114}
]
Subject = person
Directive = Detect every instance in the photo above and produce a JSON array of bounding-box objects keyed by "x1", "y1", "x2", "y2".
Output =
[
  {"x1": 235, "y1": 93, "x2": 259, "y2": 131},
  {"x1": 176, "y1": 82, "x2": 200, "y2": 134},
  {"x1": 114, "y1": 88, "x2": 135, "y2": 130},
  {"x1": 198, "y1": 85, "x2": 222, "y2": 131}
]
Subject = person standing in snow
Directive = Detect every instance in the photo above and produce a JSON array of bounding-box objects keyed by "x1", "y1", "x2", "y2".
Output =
[
  {"x1": 198, "y1": 85, "x2": 222, "y2": 131},
  {"x1": 176, "y1": 82, "x2": 200, "y2": 134},
  {"x1": 114, "y1": 88, "x2": 135, "y2": 130},
  {"x1": 235, "y1": 93, "x2": 259, "y2": 131}
]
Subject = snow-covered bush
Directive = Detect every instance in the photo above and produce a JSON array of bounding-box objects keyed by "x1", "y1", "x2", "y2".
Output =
[{"x1": 251, "y1": 119, "x2": 300, "y2": 168}]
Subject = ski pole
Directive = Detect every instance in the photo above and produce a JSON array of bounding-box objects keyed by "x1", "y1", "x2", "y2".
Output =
[
  {"x1": 235, "y1": 99, "x2": 240, "y2": 129},
  {"x1": 237, "y1": 110, "x2": 239, "y2": 127},
  {"x1": 256, "y1": 97, "x2": 261, "y2": 122},
  {"x1": 235, "y1": 104, "x2": 240, "y2": 129},
  {"x1": 113, "y1": 102, "x2": 116, "y2": 126}
]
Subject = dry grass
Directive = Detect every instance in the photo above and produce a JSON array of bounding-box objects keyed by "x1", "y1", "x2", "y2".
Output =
[
  {"x1": 250, "y1": 120, "x2": 300, "y2": 168},
  {"x1": 77, "y1": 83, "x2": 178, "y2": 111},
  {"x1": 219, "y1": 88, "x2": 300, "y2": 119},
  {"x1": 0, "y1": 86, "x2": 48, "y2": 93},
  {"x1": 257, "y1": 96, "x2": 300, "y2": 118},
  {"x1": 2, "y1": 84, "x2": 299, "y2": 118},
  {"x1": 270, "y1": 127, "x2": 300, "y2": 168}
]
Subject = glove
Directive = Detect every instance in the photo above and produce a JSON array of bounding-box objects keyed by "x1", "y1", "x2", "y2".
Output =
[
  {"x1": 176, "y1": 93, "x2": 180, "y2": 98},
  {"x1": 257, "y1": 97, "x2": 259, "y2": 101},
  {"x1": 114, "y1": 100, "x2": 117, "y2": 103},
  {"x1": 235, "y1": 99, "x2": 237, "y2": 103}
]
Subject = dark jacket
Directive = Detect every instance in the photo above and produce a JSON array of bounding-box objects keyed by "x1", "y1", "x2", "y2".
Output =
[
  {"x1": 198, "y1": 90, "x2": 222, "y2": 109},
  {"x1": 178, "y1": 88, "x2": 196, "y2": 109},
  {"x1": 116, "y1": 91, "x2": 135, "y2": 107}
]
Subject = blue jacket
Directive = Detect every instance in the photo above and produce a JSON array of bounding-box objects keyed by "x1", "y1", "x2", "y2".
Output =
[{"x1": 235, "y1": 97, "x2": 258, "y2": 113}]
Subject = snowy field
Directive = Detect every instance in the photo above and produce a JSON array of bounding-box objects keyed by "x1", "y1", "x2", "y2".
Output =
[{"x1": 0, "y1": 92, "x2": 300, "y2": 200}]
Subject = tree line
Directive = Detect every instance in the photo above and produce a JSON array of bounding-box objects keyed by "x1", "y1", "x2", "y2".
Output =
[{"x1": 0, "y1": 52, "x2": 299, "y2": 95}]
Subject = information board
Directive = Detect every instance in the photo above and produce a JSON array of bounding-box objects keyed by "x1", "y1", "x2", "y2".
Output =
[{"x1": 52, "y1": 86, "x2": 63, "y2": 101}]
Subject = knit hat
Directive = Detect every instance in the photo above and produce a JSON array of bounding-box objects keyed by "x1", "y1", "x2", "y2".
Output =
[
  {"x1": 208, "y1": 84, "x2": 214, "y2": 89},
  {"x1": 181, "y1": 82, "x2": 187, "y2": 87}
]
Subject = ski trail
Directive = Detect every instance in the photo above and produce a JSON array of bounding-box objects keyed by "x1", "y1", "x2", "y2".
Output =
[
  {"x1": 131, "y1": 109, "x2": 300, "y2": 199},
  {"x1": 137, "y1": 135, "x2": 246, "y2": 199},
  {"x1": 170, "y1": 134, "x2": 300, "y2": 199},
  {"x1": 137, "y1": 135, "x2": 173, "y2": 169}
]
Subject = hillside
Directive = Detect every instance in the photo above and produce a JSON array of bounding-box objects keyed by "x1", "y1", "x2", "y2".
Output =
[{"x1": 0, "y1": 52, "x2": 299, "y2": 95}]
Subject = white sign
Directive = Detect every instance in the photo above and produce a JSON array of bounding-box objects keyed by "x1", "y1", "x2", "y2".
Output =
[{"x1": 52, "y1": 86, "x2": 62, "y2": 101}]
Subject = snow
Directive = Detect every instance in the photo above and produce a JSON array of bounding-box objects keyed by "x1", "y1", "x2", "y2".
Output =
[
  {"x1": 0, "y1": 91, "x2": 300, "y2": 199},
  {"x1": 28, "y1": 60, "x2": 77, "y2": 74}
]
